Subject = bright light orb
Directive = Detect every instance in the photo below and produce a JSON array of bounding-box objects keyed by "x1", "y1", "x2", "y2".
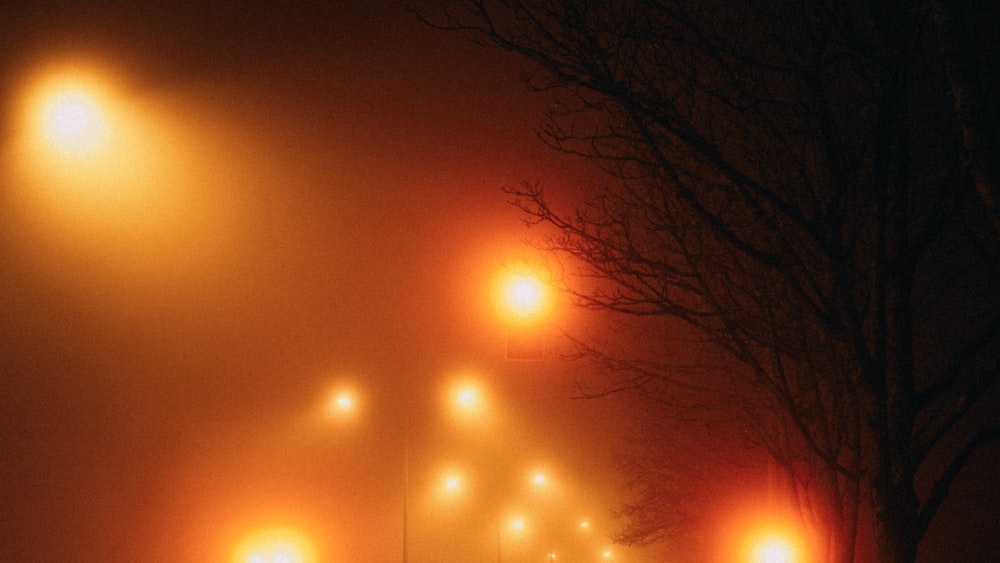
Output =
[
  {"x1": 457, "y1": 387, "x2": 478, "y2": 409},
  {"x1": 446, "y1": 377, "x2": 491, "y2": 424},
  {"x1": 233, "y1": 527, "x2": 316, "y2": 563},
  {"x1": 326, "y1": 387, "x2": 358, "y2": 418},
  {"x1": 505, "y1": 275, "x2": 545, "y2": 316},
  {"x1": 41, "y1": 88, "x2": 108, "y2": 154},
  {"x1": 492, "y1": 264, "x2": 553, "y2": 326},
  {"x1": 752, "y1": 536, "x2": 796, "y2": 563}
]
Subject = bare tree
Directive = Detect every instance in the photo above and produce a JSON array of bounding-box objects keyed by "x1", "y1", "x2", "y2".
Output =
[{"x1": 416, "y1": 1, "x2": 1000, "y2": 562}]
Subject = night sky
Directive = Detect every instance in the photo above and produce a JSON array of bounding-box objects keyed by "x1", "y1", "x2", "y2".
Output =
[{"x1": 2, "y1": 2, "x2": 998, "y2": 562}]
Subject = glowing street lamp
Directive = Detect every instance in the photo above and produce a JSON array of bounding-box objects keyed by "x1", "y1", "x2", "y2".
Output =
[
  {"x1": 532, "y1": 472, "x2": 547, "y2": 487},
  {"x1": 233, "y1": 527, "x2": 317, "y2": 563},
  {"x1": 326, "y1": 388, "x2": 358, "y2": 418},
  {"x1": 444, "y1": 474, "x2": 462, "y2": 493},
  {"x1": 40, "y1": 87, "x2": 109, "y2": 156},
  {"x1": 496, "y1": 515, "x2": 529, "y2": 563},
  {"x1": 493, "y1": 266, "x2": 552, "y2": 326},
  {"x1": 492, "y1": 264, "x2": 553, "y2": 361},
  {"x1": 9, "y1": 59, "x2": 212, "y2": 273},
  {"x1": 752, "y1": 535, "x2": 796, "y2": 563},
  {"x1": 503, "y1": 274, "x2": 546, "y2": 319}
]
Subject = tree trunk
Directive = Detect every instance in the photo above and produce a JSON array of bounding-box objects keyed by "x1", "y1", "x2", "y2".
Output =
[{"x1": 870, "y1": 480, "x2": 921, "y2": 563}]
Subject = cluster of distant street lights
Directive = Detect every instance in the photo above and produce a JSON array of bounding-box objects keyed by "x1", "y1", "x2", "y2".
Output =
[{"x1": 321, "y1": 371, "x2": 620, "y2": 563}]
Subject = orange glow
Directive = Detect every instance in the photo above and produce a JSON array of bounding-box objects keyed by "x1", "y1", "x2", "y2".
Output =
[
  {"x1": 437, "y1": 466, "x2": 467, "y2": 497},
  {"x1": 326, "y1": 386, "x2": 358, "y2": 418},
  {"x1": 752, "y1": 536, "x2": 796, "y2": 563},
  {"x1": 41, "y1": 88, "x2": 109, "y2": 155},
  {"x1": 492, "y1": 263, "x2": 554, "y2": 326},
  {"x1": 3, "y1": 58, "x2": 239, "y2": 298},
  {"x1": 742, "y1": 526, "x2": 804, "y2": 563},
  {"x1": 506, "y1": 275, "x2": 544, "y2": 314},
  {"x1": 12, "y1": 63, "x2": 148, "y2": 210},
  {"x1": 444, "y1": 375, "x2": 493, "y2": 426},
  {"x1": 232, "y1": 527, "x2": 317, "y2": 563},
  {"x1": 457, "y1": 386, "x2": 478, "y2": 409}
]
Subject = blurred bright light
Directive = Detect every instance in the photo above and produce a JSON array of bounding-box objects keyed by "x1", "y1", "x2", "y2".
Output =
[
  {"x1": 752, "y1": 535, "x2": 796, "y2": 563},
  {"x1": 326, "y1": 387, "x2": 358, "y2": 418},
  {"x1": 492, "y1": 263, "x2": 553, "y2": 326},
  {"x1": 40, "y1": 88, "x2": 108, "y2": 155},
  {"x1": 445, "y1": 376, "x2": 493, "y2": 426},
  {"x1": 506, "y1": 275, "x2": 544, "y2": 315},
  {"x1": 5, "y1": 58, "x2": 228, "y2": 295},
  {"x1": 232, "y1": 527, "x2": 317, "y2": 563},
  {"x1": 457, "y1": 386, "x2": 478, "y2": 409},
  {"x1": 527, "y1": 466, "x2": 557, "y2": 493}
]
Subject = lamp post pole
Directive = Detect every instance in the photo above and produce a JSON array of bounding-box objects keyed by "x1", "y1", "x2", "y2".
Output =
[{"x1": 403, "y1": 446, "x2": 409, "y2": 563}]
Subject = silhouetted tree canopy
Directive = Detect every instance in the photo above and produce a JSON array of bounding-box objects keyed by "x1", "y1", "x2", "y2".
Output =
[{"x1": 418, "y1": 1, "x2": 1000, "y2": 562}]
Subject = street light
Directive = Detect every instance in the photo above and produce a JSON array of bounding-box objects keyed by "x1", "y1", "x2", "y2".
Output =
[
  {"x1": 493, "y1": 264, "x2": 552, "y2": 326},
  {"x1": 752, "y1": 535, "x2": 796, "y2": 563},
  {"x1": 492, "y1": 263, "x2": 553, "y2": 360},
  {"x1": 445, "y1": 377, "x2": 491, "y2": 425},
  {"x1": 741, "y1": 524, "x2": 802, "y2": 563},
  {"x1": 232, "y1": 527, "x2": 317, "y2": 563},
  {"x1": 40, "y1": 87, "x2": 110, "y2": 156},
  {"x1": 496, "y1": 513, "x2": 530, "y2": 563},
  {"x1": 325, "y1": 386, "x2": 358, "y2": 419},
  {"x1": 7, "y1": 58, "x2": 222, "y2": 291}
]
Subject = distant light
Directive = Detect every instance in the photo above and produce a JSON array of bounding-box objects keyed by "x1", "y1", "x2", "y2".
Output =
[
  {"x1": 580, "y1": 520, "x2": 590, "y2": 529},
  {"x1": 328, "y1": 389, "x2": 356, "y2": 416},
  {"x1": 41, "y1": 87, "x2": 109, "y2": 155},
  {"x1": 492, "y1": 264, "x2": 554, "y2": 327},
  {"x1": 446, "y1": 377, "x2": 491, "y2": 425},
  {"x1": 752, "y1": 535, "x2": 796, "y2": 563},
  {"x1": 457, "y1": 387, "x2": 478, "y2": 408},
  {"x1": 505, "y1": 275, "x2": 545, "y2": 315},
  {"x1": 233, "y1": 527, "x2": 316, "y2": 563},
  {"x1": 533, "y1": 473, "x2": 546, "y2": 486},
  {"x1": 512, "y1": 519, "x2": 524, "y2": 531}
]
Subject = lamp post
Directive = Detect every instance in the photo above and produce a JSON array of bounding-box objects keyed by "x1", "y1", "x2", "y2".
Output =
[{"x1": 403, "y1": 446, "x2": 409, "y2": 563}]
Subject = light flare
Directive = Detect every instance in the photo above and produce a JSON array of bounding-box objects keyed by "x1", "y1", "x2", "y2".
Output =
[
  {"x1": 752, "y1": 536, "x2": 796, "y2": 563},
  {"x1": 232, "y1": 527, "x2": 317, "y2": 563},
  {"x1": 41, "y1": 88, "x2": 108, "y2": 155},
  {"x1": 492, "y1": 263, "x2": 554, "y2": 326}
]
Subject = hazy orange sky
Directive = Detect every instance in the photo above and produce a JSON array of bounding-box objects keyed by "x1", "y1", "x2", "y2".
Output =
[
  {"x1": 0, "y1": 2, "x2": 671, "y2": 561},
  {"x1": 3, "y1": 2, "x2": 998, "y2": 562}
]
